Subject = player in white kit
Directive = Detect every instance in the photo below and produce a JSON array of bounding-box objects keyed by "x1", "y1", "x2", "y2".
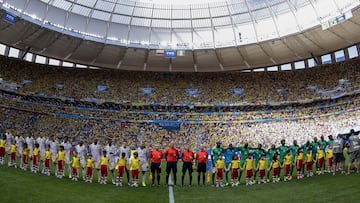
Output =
[
  {"x1": 75, "y1": 141, "x2": 87, "y2": 180},
  {"x1": 36, "y1": 135, "x2": 46, "y2": 174},
  {"x1": 15, "y1": 135, "x2": 24, "y2": 168},
  {"x1": 47, "y1": 136, "x2": 58, "y2": 175},
  {"x1": 90, "y1": 139, "x2": 101, "y2": 182},
  {"x1": 61, "y1": 137, "x2": 72, "y2": 178},
  {"x1": 119, "y1": 142, "x2": 131, "y2": 185},
  {"x1": 137, "y1": 143, "x2": 149, "y2": 186},
  {"x1": 104, "y1": 140, "x2": 117, "y2": 184}
]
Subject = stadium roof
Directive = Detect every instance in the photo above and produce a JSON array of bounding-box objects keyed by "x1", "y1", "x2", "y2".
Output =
[{"x1": 0, "y1": 0, "x2": 360, "y2": 71}]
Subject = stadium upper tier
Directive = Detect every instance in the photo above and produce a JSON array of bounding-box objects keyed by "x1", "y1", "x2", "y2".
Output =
[
  {"x1": 1, "y1": 0, "x2": 360, "y2": 71},
  {"x1": 0, "y1": 56, "x2": 359, "y2": 106}
]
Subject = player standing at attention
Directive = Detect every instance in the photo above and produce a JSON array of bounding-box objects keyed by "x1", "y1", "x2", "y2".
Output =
[
  {"x1": 196, "y1": 145, "x2": 209, "y2": 186},
  {"x1": 99, "y1": 150, "x2": 110, "y2": 185},
  {"x1": 71, "y1": 152, "x2": 81, "y2": 181},
  {"x1": 150, "y1": 144, "x2": 163, "y2": 186},
  {"x1": 223, "y1": 144, "x2": 237, "y2": 186},
  {"x1": 119, "y1": 142, "x2": 131, "y2": 185},
  {"x1": 347, "y1": 130, "x2": 360, "y2": 175},
  {"x1": 305, "y1": 148, "x2": 313, "y2": 177},
  {"x1": 296, "y1": 148, "x2": 304, "y2": 179},
  {"x1": 211, "y1": 141, "x2": 224, "y2": 187},
  {"x1": 61, "y1": 138, "x2": 72, "y2": 179},
  {"x1": 90, "y1": 139, "x2": 101, "y2": 183},
  {"x1": 289, "y1": 140, "x2": 300, "y2": 180},
  {"x1": 283, "y1": 150, "x2": 292, "y2": 181},
  {"x1": 276, "y1": 139, "x2": 288, "y2": 179},
  {"x1": 326, "y1": 145, "x2": 333, "y2": 173},
  {"x1": 85, "y1": 154, "x2": 94, "y2": 183},
  {"x1": 257, "y1": 154, "x2": 267, "y2": 184},
  {"x1": 318, "y1": 136, "x2": 328, "y2": 172},
  {"x1": 237, "y1": 143, "x2": 250, "y2": 183},
  {"x1": 75, "y1": 141, "x2": 87, "y2": 181},
  {"x1": 215, "y1": 155, "x2": 225, "y2": 187},
  {"x1": 8, "y1": 140, "x2": 17, "y2": 168},
  {"x1": 164, "y1": 142, "x2": 180, "y2": 186},
  {"x1": 0, "y1": 135, "x2": 6, "y2": 165},
  {"x1": 181, "y1": 145, "x2": 194, "y2": 187},
  {"x1": 116, "y1": 152, "x2": 127, "y2": 186},
  {"x1": 228, "y1": 155, "x2": 240, "y2": 186},
  {"x1": 22, "y1": 143, "x2": 30, "y2": 171},
  {"x1": 56, "y1": 145, "x2": 66, "y2": 178},
  {"x1": 266, "y1": 145, "x2": 277, "y2": 182},
  {"x1": 137, "y1": 144, "x2": 149, "y2": 187},
  {"x1": 129, "y1": 151, "x2": 141, "y2": 187},
  {"x1": 32, "y1": 143, "x2": 40, "y2": 173},
  {"x1": 316, "y1": 145, "x2": 325, "y2": 175},
  {"x1": 310, "y1": 137, "x2": 319, "y2": 171},
  {"x1": 44, "y1": 145, "x2": 52, "y2": 176},
  {"x1": 243, "y1": 153, "x2": 255, "y2": 186}
]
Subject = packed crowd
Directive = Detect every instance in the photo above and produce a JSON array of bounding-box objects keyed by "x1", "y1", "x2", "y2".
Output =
[{"x1": 1, "y1": 56, "x2": 360, "y2": 105}]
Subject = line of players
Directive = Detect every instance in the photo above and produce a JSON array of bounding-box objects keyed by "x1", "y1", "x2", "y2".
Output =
[{"x1": 0, "y1": 129, "x2": 359, "y2": 187}]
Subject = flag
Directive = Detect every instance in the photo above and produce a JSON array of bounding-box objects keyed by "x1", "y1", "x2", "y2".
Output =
[
  {"x1": 177, "y1": 50, "x2": 186, "y2": 56},
  {"x1": 155, "y1": 50, "x2": 164, "y2": 56}
]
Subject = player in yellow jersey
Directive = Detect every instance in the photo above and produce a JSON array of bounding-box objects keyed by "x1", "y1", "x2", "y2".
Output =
[
  {"x1": 0, "y1": 135, "x2": 6, "y2": 165},
  {"x1": 56, "y1": 146, "x2": 66, "y2": 178},
  {"x1": 227, "y1": 155, "x2": 240, "y2": 187},
  {"x1": 257, "y1": 154, "x2": 267, "y2": 184},
  {"x1": 116, "y1": 152, "x2": 127, "y2": 187},
  {"x1": 326, "y1": 145, "x2": 333, "y2": 174},
  {"x1": 32, "y1": 143, "x2": 40, "y2": 173},
  {"x1": 215, "y1": 156, "x2": 225, "y2": 187},
  {"x1": 129, "y1": 152, "x2": 140, "y2": 187},
  {"x1": 22, "y1": 143, "x2": 30, "y2": 171},
  {"x1": 8, "y1": 140, "x2": 17, "y2": 168},
  {"x1": 269, "y1": 154, "x2": 281, "y2": 183},
  {"x1": 283, "y1": 150, "x2": 292, "y2": 181},
  {"x1": 316, "y1": 145, "x2": 325, "y2": 175},
  {"x1": 99, "y1": 151, "x2": 110, "y2": 185},
  {"x1": 71, "y1": 152, "x2": 81, "y2": 181},
  {"x1": 242, "y1": 153, "x2": 255, "y2": 186},
  {"x1": 44, "y1": 145, "x2": 52, "y2": 176},
  {"x1": 305, "y1": 149, "x2": 313, "y2": 177},
  {"x1": 296, "y1": 148, "x2": 304, "y2": 179},
  {"x1": 85, "y1": 154, "x2": 94, "y2": 183}
]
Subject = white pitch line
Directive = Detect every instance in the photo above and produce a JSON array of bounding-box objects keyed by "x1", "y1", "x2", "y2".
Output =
[{"x1": 168, "y1": 175, "x2": 175, "y2": 203}]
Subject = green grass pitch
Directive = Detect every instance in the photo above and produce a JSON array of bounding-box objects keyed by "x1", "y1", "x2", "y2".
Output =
[{"x1": 0, "y1": 158, "x2": 359, "y2": 203}]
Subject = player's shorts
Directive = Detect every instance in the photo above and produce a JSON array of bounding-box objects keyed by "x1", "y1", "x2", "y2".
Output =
[
  {"x1": 45, "y1": 159, "x2": 51, "y2": 168},
  {"x1": 131, "y1": 169, "x2": 139, "y2": 179},
  {"x1": 151, "y1": 162, "x2": 161, "y2": 174},
  {"x1": 259, "y1": 169, "x2": 266, "y2": 177},
  {"x1": 140, "y1": 160, "x2": 147, "y2": 172},
  {"x1": 11, "y1": 152, "x2": 16, "y2": 161},
  {"x1": 246, "y1": 170, "x2": 253, "y2": 178},
  {"x1": 349, "y1": 151, "x2": 360, "y2": 163},
  {"x1": 182, "y1": 162, "x2": 193, "y2": 174},
  {"x1": 86, "y1": 167, "x2": 93, "y2": 176},
  {"x1": 33, "y1": 155, "x2": 38, "y2": 165},
  {"x1": 22, "y1": 155, "x2": 28, "y2": 164},
  {"x1": 216, "y1": 169, "x2": 223, "y2": 180},
  {"x1": 306, "y1": 161, "x2": 312, "y2": 171},
  {"x1": 166, "y1": 162, "x2": 177, "y2": 174},
  {"x1": 333, "y1": 153, "x2": 344, "y2": 164},
  {"x1": 231, "y1": 168, "x2": 239, "y2": 179},
  {"x1": 100, "y1": 165, "x2": 108, "y2": 176},
  {"x1": 72, "y1": 167, "x2": 78, "y2": 175},
  {"x1": 0, "y1": 147, "x2": 5, "y2": 157},
  {"x1": 297, "y1": 160, "x2": 303, "y2": 171},
  {"x1": 118, "y1": 166, "x2": 125, "y2": 177},
  {"x1": 272, "y1": 168, "x2": 279, "y2": 176},
  {"x1": 197, "y1": 162, "x2": 206, "y2": 173},
  {"x1": 284, "y1": 164, "x2": 290, "y2": 174},
  {"x1": 58, "y1": 160, "x2": 64, "y2": 170},
  {"x1": 327, "y1": 157, "x2": 333, "y2": 166},
  {"x1": 206, "y1": 162, "x2": 212, "y2": 172},
  {"x1": 317, "y1": 157, "x2": 324, "y2": 168}
]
